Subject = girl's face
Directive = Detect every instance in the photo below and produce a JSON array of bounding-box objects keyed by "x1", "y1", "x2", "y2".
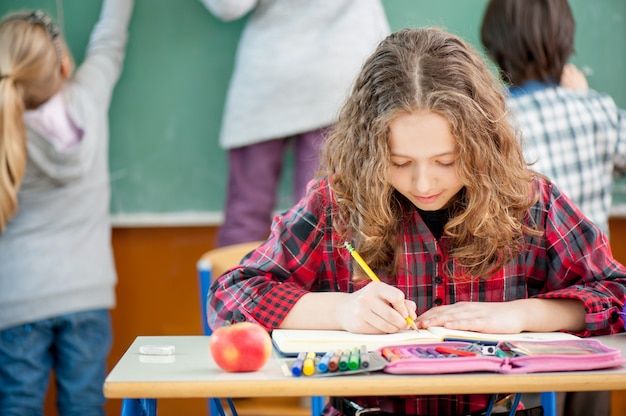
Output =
[{"x1": 388, "y1": 110, "x2": 464, "y2": 211}]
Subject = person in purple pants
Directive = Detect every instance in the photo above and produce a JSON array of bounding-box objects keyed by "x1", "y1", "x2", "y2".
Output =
[{"x1": 200, "y1": 0, "x2": 390, "y2": 247}]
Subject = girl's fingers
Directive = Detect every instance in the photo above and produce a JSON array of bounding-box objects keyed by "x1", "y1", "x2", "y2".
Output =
[{"x1": 347, "y1": 282, "x2": 414, "y2": 333}]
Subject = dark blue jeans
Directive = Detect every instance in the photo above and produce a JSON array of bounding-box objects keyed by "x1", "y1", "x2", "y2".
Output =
[{"x1": 0, "y1": 309, "x2": 111, "y2": 416}]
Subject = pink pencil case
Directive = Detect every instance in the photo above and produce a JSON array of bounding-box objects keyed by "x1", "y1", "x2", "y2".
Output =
[{"x1": 378, "y1": 340, "x2": 625, "y2": 375}]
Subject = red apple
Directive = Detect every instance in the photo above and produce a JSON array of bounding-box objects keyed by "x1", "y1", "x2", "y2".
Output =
[{"x1": 209, "y1": 322, "x2": 272, "y2": 372}]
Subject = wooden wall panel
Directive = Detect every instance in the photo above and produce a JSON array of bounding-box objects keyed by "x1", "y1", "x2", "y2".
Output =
[{"x1": 105, "y1": 226, "x2": 218, "y2": 415}]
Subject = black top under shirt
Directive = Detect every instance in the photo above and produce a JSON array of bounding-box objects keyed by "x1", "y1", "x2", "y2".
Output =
[{"x1": 416, "y1": 207, "x2": 451, "y2": 240}]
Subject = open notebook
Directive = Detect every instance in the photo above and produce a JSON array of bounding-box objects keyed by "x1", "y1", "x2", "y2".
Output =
[{"x1": 271, "y1": 327, "x2": 580, "y2": 356}]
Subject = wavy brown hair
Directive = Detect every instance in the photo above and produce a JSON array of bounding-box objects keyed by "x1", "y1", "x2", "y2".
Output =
[
  {"x1": 0, "y1": 11, "x2": 67, "y2": 231},
  {"x1": 319, "y1": 27, "x2": 540, "y2": 280}
]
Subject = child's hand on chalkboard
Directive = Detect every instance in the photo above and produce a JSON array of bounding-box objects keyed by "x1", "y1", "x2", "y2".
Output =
[{"x1": 560, "y1": 64, "x2": 588, "y2": 92}]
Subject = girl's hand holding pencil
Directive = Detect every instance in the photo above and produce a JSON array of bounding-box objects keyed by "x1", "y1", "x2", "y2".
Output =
[{"x1": 344, "y1": 242, "x2": 419, "y2": 332}]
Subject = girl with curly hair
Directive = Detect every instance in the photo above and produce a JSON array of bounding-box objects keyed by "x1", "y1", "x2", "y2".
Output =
[{"x1": 208, "y1": 27, "x2": 626, "y2": 416}]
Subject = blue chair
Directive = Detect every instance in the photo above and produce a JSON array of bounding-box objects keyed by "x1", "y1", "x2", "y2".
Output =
[{"x1": 198, "y1": 241, "x2": 325, "y2": 416}]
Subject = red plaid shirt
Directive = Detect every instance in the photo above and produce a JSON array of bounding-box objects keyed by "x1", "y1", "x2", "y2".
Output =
[{"x1": 208, "y1": 175, "x2": 626, "y2": 415}]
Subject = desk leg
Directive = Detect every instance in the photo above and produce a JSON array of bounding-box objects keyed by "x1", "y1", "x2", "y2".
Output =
[
  {"x1": 120, "y1": 398, "x2": 157, "y2": 416},
  {"x1": 312, "y1": 396, "x2": 325, "y2": 416},
  {"x1": 208, "y1": 398, "x2": 231, "y2": 416},
  {"x1": 540, "y1": 392, "x2": 557, "y2": 416}
]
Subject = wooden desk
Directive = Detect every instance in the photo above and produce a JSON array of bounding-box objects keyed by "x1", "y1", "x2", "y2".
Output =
[{"x1": 105, "y1": 334, "x2": 626, "y2": 401}]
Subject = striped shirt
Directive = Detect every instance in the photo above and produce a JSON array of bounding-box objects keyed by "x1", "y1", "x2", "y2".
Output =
[
  {"x1": 208, "y1": 175, "x2": 626, "y2": 415},
  {"x1": 507, "y1": 82, "x2": 626, "y2": 235}
]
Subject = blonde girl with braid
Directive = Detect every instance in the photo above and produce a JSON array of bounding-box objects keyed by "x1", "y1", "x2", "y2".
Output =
[{"x1": 0, "y1": 1, "x2": 133, "y2": 415}]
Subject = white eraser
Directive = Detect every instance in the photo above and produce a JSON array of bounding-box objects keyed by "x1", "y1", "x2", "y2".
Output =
[
  {"x1": 140, "y1": 354, "x2": 176, "y2": 364},
  {"x1": 139, "y1": 344, "x2": 175, "y2": 356}
]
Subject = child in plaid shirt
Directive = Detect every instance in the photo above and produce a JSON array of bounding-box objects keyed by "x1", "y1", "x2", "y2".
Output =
[
  {"x1": 481, "y1": 1, "x2": 626, "y2": 414},
  {"x1": 481, "y1": 0, "x2": 626, "y2": 236}
]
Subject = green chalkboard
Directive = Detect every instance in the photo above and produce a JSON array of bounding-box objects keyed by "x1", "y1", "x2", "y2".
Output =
[{"x1": 1, "y1": 0, "x2": 625, "y2": 221}]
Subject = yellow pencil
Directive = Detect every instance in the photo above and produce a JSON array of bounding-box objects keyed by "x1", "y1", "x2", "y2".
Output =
[{"x1": 344, "y1": 242, "x2": 418, "y2": 331}]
